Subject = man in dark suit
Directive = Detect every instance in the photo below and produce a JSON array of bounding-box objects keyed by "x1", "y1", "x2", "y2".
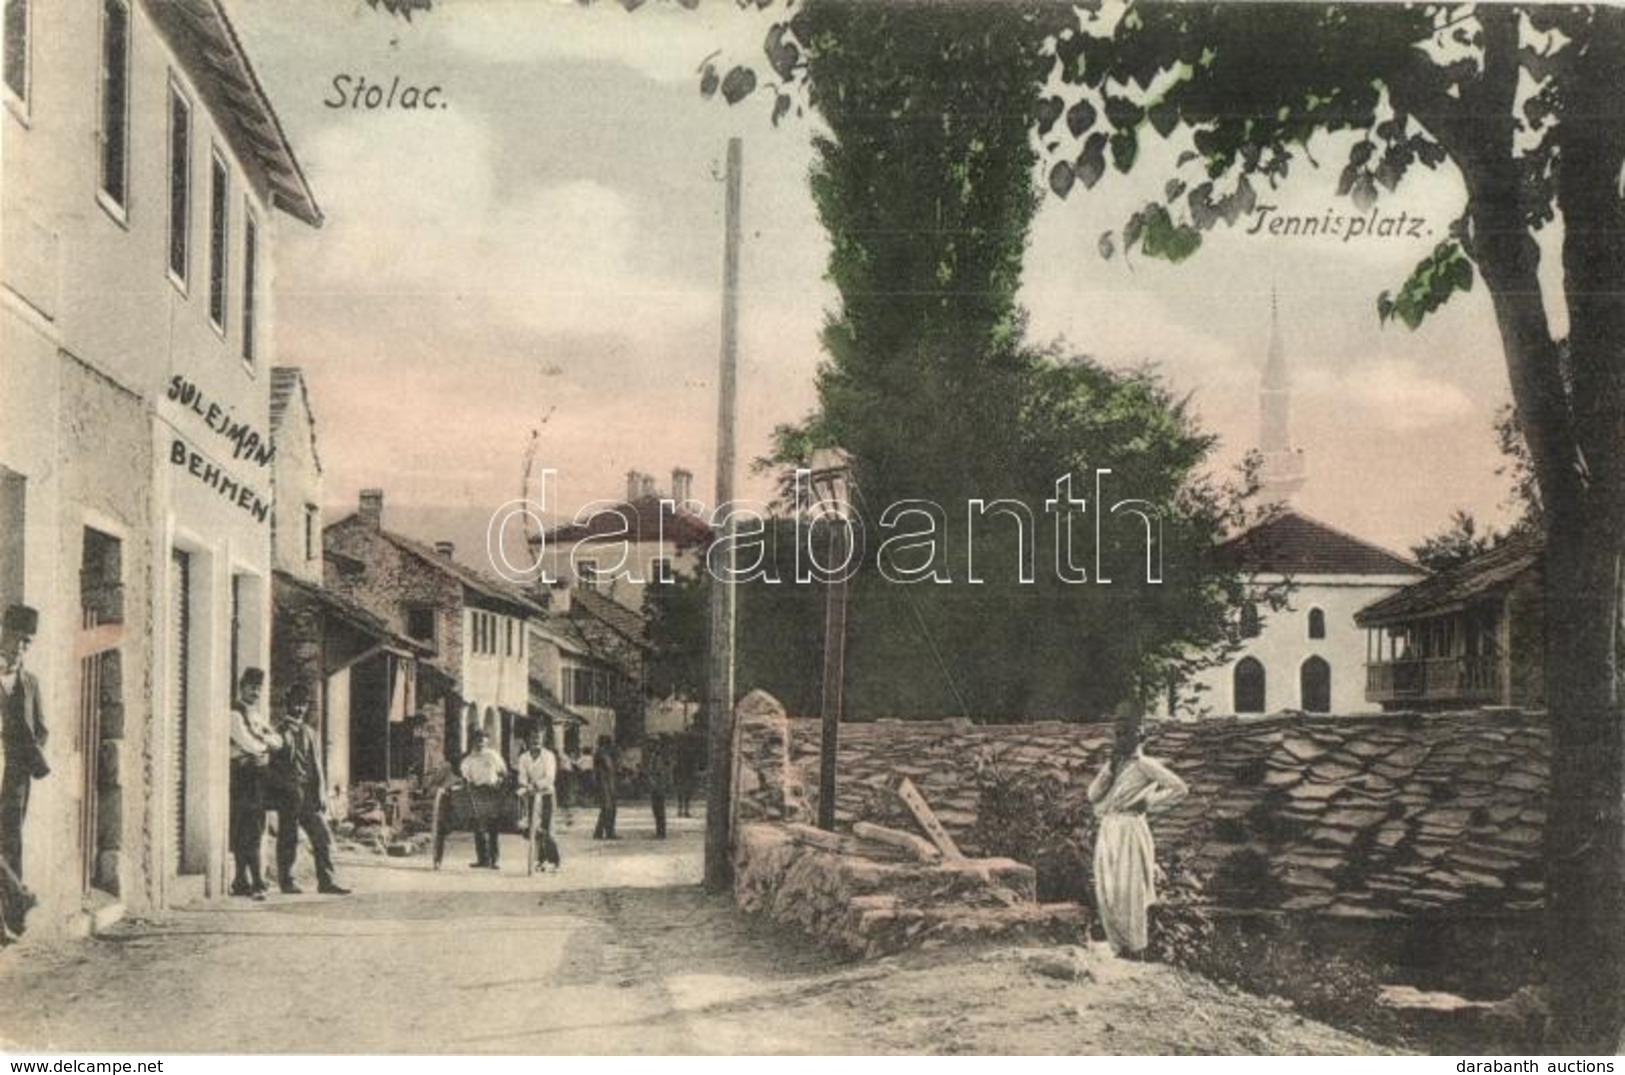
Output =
[
  {"x1": 268, "y1": 682, "x2": 349, "y2": 896},
  {"x1": 0, "y1": 604, "x2": 49, "y2": 884}
]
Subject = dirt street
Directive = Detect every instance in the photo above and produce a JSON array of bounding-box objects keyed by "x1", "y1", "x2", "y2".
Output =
[{"x1": 0, "y1": 807, "x2": 1385, "y2": 1055}]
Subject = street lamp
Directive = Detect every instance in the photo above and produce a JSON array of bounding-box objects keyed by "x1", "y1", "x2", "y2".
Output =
[{"x1": 808, "y1": 448, "x2": 852, "y2": 832}]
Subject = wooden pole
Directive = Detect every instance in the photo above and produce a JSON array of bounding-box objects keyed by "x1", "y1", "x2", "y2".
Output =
[
  {"x1": 817, "y1": 520, "x2": 848, "y2": 830},
  {"x1": 704, "y1": 138, "x2": 742, "y2": 893}
]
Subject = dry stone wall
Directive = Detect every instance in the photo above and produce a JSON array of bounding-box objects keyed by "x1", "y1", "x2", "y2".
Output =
[{"x1": 786, "y1": 710, "x2": 1548, "y2": 921}]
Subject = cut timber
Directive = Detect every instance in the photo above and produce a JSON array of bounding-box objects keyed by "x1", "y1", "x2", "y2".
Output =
[
  {"x1": 783, "y1": 822, "x2": 850, "y2": 853},
  {"x1": 853, "y1": 821, "x2": 943, "y2": 864},
  {"x1": 891, "y1": 776, "x2": 965, "y2": 860}
]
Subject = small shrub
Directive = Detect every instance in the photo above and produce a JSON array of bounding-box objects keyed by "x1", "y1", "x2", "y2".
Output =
[{"x1": 969, "y1": 746, "x2": 1093, "y2": 903}]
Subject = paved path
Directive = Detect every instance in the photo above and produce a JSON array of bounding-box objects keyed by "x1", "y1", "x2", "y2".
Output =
[{"x1": 0, "y1": 806, "x2": 1386, "y2": 1055}]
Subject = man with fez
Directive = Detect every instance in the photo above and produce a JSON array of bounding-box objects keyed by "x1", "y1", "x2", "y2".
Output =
[
  {"x1": 268, "y1": 682, "x2": 350, "y2": 896},
  {"x1": 0, "y1": 604, "x2": 48, "y2": 937}
]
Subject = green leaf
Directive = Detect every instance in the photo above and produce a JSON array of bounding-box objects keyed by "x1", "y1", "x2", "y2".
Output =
[
  {"x1": 1111, "y1": 129, "x2": 1139, "y2": 173},
  {"x1": 1037, "y1": 96, "x2": 1065, "y2": 136},
  {"x1": 700, "y1": 64, "x2": 720, "y2": 99},
  {"x1": 1350, "y1": 172, "x2": 1378, "y2": 212},
  {"x1": 1148, "y1": 99, "x2": 1179, "y2": 138},
  {"x1": 721, "y1": 66, "x2": 757, "y2": 105},
  {"x1": 1076, "y1": 132, "x2": 1108, "y2": 189},
  {"x1": 1104, "y1": 95, "x2": 1145, "y2": 131},
  {"x1": 1066, "y1": 99, "x2": 1098, "y2": 138},
  {"x1": 1099, "y1": 230, "x2": 1116, "y2": 260},
  {"x1": 1049, "y1": 160, "x2": 1076, "y2": 198}
]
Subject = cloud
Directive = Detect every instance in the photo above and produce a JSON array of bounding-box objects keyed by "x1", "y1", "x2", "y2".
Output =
[{"x1": 1300, "y1": 359, "x2": 1475, "y2": 433}]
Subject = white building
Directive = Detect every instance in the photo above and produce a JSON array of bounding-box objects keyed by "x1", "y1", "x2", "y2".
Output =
[
  {"x1": 1168, "y1": 297, "x2": 1424, "y2": 718},
  {"x1": 539, "y1": 467, "x2": 713, "y2": 614},
  {"x1": 1, "y1": 0, "x2": 320, "y2": 927}
]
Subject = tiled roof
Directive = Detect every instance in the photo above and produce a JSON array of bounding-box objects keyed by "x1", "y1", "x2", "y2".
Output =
[
  {"x1": 273, "y1": 570, "x2": 430, "y2": 656},
  {"x1": 1356, "y1": 532, "x2": 1543, "y2": 627},
  {"x1": 570, "y1": 586, "x2": 650, "y2": 648},
  {"x1": 145, "y1": 0, "x2": 321, "y2": 226},
  {"x1": 543, "y1": 495, "x2": 714, "y2": 548},
  {"x1": 379, "y1": 530, "x2": 546, "y2": 616},
  {"x1": 268, "y1": 368, "x2": 321, "y2": 473},
  {"x1": 788, "y1": 709, "x2": 1549, "y2": 920},
  {"x1": 1218, "y1": 510, "x2": 1425, "y2": 577}
]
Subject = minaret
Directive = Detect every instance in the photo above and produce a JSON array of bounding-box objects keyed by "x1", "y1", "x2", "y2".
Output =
[{"x1": 1258, "y1": 289, "x2": 1306, "y2": 502}]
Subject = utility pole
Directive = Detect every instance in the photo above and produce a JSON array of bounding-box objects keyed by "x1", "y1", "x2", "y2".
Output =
[{"x1": 704, "y1": 138, "x2": 742, "y2": 893}]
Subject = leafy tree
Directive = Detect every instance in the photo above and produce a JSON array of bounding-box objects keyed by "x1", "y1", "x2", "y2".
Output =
[
  {"x1": 1033, "y1": 4, "x2": 1625, "y2": 1049},
  {"x1": 1411, "y1": 509, "x2": 1497, "y2": 574}
]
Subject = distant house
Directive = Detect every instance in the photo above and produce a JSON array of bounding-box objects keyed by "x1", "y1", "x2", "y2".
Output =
[
  {"x1": 539, "y1": 467, "x2": 713, "y2": 613},
  {"x1": 268, "y1": 370, "x2": 429, "y2": 798},
  {"x1": 1174, "y1": 510, "x2": 1426, "y2": 718},
  {"x1": 325, "y1": 489, "x2": 544, "y2": 778},
  {"x1": 1356, "y1": 532, "x2": 1544, "y2": 710},
  {"x1": 527, "y1": 585, "x2": 694, "y2": 754}
]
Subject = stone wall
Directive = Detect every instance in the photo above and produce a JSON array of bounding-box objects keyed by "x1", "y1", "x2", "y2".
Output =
[{"x1": 771, "y1": 708, "x2": 1548, "y2": 990}]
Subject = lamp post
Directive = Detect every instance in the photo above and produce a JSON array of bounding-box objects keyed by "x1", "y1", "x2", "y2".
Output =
[{"x1": 809, "y1": 448, "x2": 852, "y2": 832}]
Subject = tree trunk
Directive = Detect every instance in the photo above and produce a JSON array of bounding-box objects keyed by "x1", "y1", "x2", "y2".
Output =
[{"x1": 1541, "y1": 506, "x2": 1625, "y2": 1052}]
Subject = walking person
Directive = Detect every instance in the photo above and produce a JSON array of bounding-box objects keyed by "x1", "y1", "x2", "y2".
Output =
[
  {"x1": 592, "y1": 735, "x2": 619, "y2": 840},
  {"x1": 1086, "y1": 712, "x2": 1188, "y2": 957},
  {"x1": 517, "y1": 729, "x2": 560, "y2": 871},
  {"x1": 228, "y1": 668, "x2": 281, "y2": 900},
  {"x1": 459, "y1": 728, "x2": 507, "y2": 869},
  {"x1": 0, "y1": 604, "x2": 48, "y2": 938},
  {"x1": 268, "y1": 683, "x2": 350, "y2": 896}
]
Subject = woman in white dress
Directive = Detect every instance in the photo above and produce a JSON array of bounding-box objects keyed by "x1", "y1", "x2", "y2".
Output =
[{"x1": 1087, "y1": 714, "x2": 1189, "y2": 956}]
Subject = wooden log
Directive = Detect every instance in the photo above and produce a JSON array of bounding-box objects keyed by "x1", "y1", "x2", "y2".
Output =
[
  {"x1": 783, "y1": 822, "x2": 851, "y2": 853},
  {"x1": 891, "y1": 776, "x2": 964, "y2": 860},
  {"x1": 853, "y1": 821, "x2": 942, "y2": 863}
]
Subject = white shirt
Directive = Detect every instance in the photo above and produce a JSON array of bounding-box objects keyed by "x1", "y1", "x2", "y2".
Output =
[
  {"x1": 229, "y1": 703, "x2": 282, "y2": 761},
  {"x1": 459, "y1": 746, "x2": 507, "y2": 787},
  {"x1": 517, "y1": 748, "x2": 557, "y2": 795}
]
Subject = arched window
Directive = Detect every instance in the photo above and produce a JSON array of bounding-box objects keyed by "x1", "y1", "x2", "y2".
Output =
[
  {"x1": 1239, "y1": 603, "x2": 1262, "y2": 639},
  {"x1": 483, "y1": 705, "x2": 498, "y2": 741},
  {"x1": 1301, "y1": 656, "x2": 1331, "y2": 713},
  {"x1": 1234, "y1": 657, "x2": 1266, "y2": 714},
  {"x1": 1308, "y1": 607, "x2": 1326, "y2": 640}
]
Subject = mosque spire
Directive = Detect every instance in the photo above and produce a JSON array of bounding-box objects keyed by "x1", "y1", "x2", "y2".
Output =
[{"x1": 1258, "y1": 287, "x2": 1306, "y2": 502}]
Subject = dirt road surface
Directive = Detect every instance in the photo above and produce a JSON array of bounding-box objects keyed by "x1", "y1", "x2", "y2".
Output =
[{"x1": 0, "y1": 807, "x2": 1385, "y2": 1055}]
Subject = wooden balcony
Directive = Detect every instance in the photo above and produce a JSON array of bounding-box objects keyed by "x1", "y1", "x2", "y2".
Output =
[{"x1": 1365, "y1": 655, "x2": 1502, "y2": 706}]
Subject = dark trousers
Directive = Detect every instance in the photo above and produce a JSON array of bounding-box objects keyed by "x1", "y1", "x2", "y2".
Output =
[
  {"x1": 229, "y1": 761, "x2": 267, "y2": 886},
  {"x1": 275, "y1": 801, "x2": 336, "y2": 887},
  {"x1": 0, "y1": 767, "x2": 30, "y2": 881},
  {"x1": 651, "y1": 791, "x2": 667, "y2": 838},
  {"x1": 474, "y1": 821, "x2": 501, "y2": 866},
  {"x1": 676, "y1": 780, "x2": 695, "y2": 818},
  {"x1": 593, "y1": 787, "x2": 617, "y2": 839},
  {"x1": 533, "y1": 794, "x2": 554, "y2": 862}
]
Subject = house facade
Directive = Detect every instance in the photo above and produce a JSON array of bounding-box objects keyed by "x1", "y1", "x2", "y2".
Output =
[
  {"x1": 1, "y1": 0, "x2": 319, "y2": 929},
  {"x1": 1356, "y1": 533, "x2": 1544, "y2": 710},
  {"x1": 267, "y1": 369, "x2": 428, "y2": 801},
  {"x1": 1180, "y1": 511, "x2": 1427, "y2": 718},
  {"x1": 324, "y1": 490, "x2": 541, "y2": 778},
  {"x1": 538, "y1": 467, "x2": 712, "y2": 614}
]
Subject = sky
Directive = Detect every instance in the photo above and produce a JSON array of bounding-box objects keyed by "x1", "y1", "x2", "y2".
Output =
[{"x1": 224, "y1": 0, "x2": 1534, "y2": 562}]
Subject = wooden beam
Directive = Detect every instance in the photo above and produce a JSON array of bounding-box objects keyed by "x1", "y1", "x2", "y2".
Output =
[
  {"x1": 890, "y1": 776, "x2": 964, "y2": 860},
  {"x1": 853, "y1": 820, "x2": 942, "y2": 863}
]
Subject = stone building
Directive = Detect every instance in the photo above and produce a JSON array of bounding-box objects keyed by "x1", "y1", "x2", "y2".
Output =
[
  {"x1": 325, "y1": 490, "x2": 543, "y2": 777},
  {"x1": 1, "y1": 0, "x2": 319, "y2": 930},
  {"x1": 267, "y1": 369, "x2": 428, "y2": 798}
]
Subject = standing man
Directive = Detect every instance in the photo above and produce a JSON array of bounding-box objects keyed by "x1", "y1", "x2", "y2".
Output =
[
  {"x1": 674, "y1": 728, "x2": 700, "y2": 820},
  {"x1": 228, "y1": 668, "x2": 281, "y2": 900},
  {"x1": 592, "y1": 734, "x2": 619, "y2": 841},
  {"x1": 459, "y1": 728, "x2": 507, "y2": 869},
  {"x1": 516, "y1": 728, "x2": 559, "y2": 871},
  {"x1": 0, "y1": 604, "x2": 47, "y2": 938},
  {"x1": 268, "y1": 683, "x2": 350, "y2": 896},
  {"x1": 645, "y1": 735, "x2": 674, "y2": 839}
]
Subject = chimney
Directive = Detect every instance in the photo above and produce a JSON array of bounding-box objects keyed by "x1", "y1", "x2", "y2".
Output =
[
  {"x1": 434, "y1": 541, "x2": 455, "y2": 559},
  {"x1": 358, "y1": 489, "x2": 384, "y2": 529},
  {"x1": 639, "y1": 473, "x2": 657, "y2": 499},
  {"x1": 625, "y1": 470, "x2": 642, "y2": 503},
  {"x1": 671, "y1": 467, "x2": 694, "y2": 507}
]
